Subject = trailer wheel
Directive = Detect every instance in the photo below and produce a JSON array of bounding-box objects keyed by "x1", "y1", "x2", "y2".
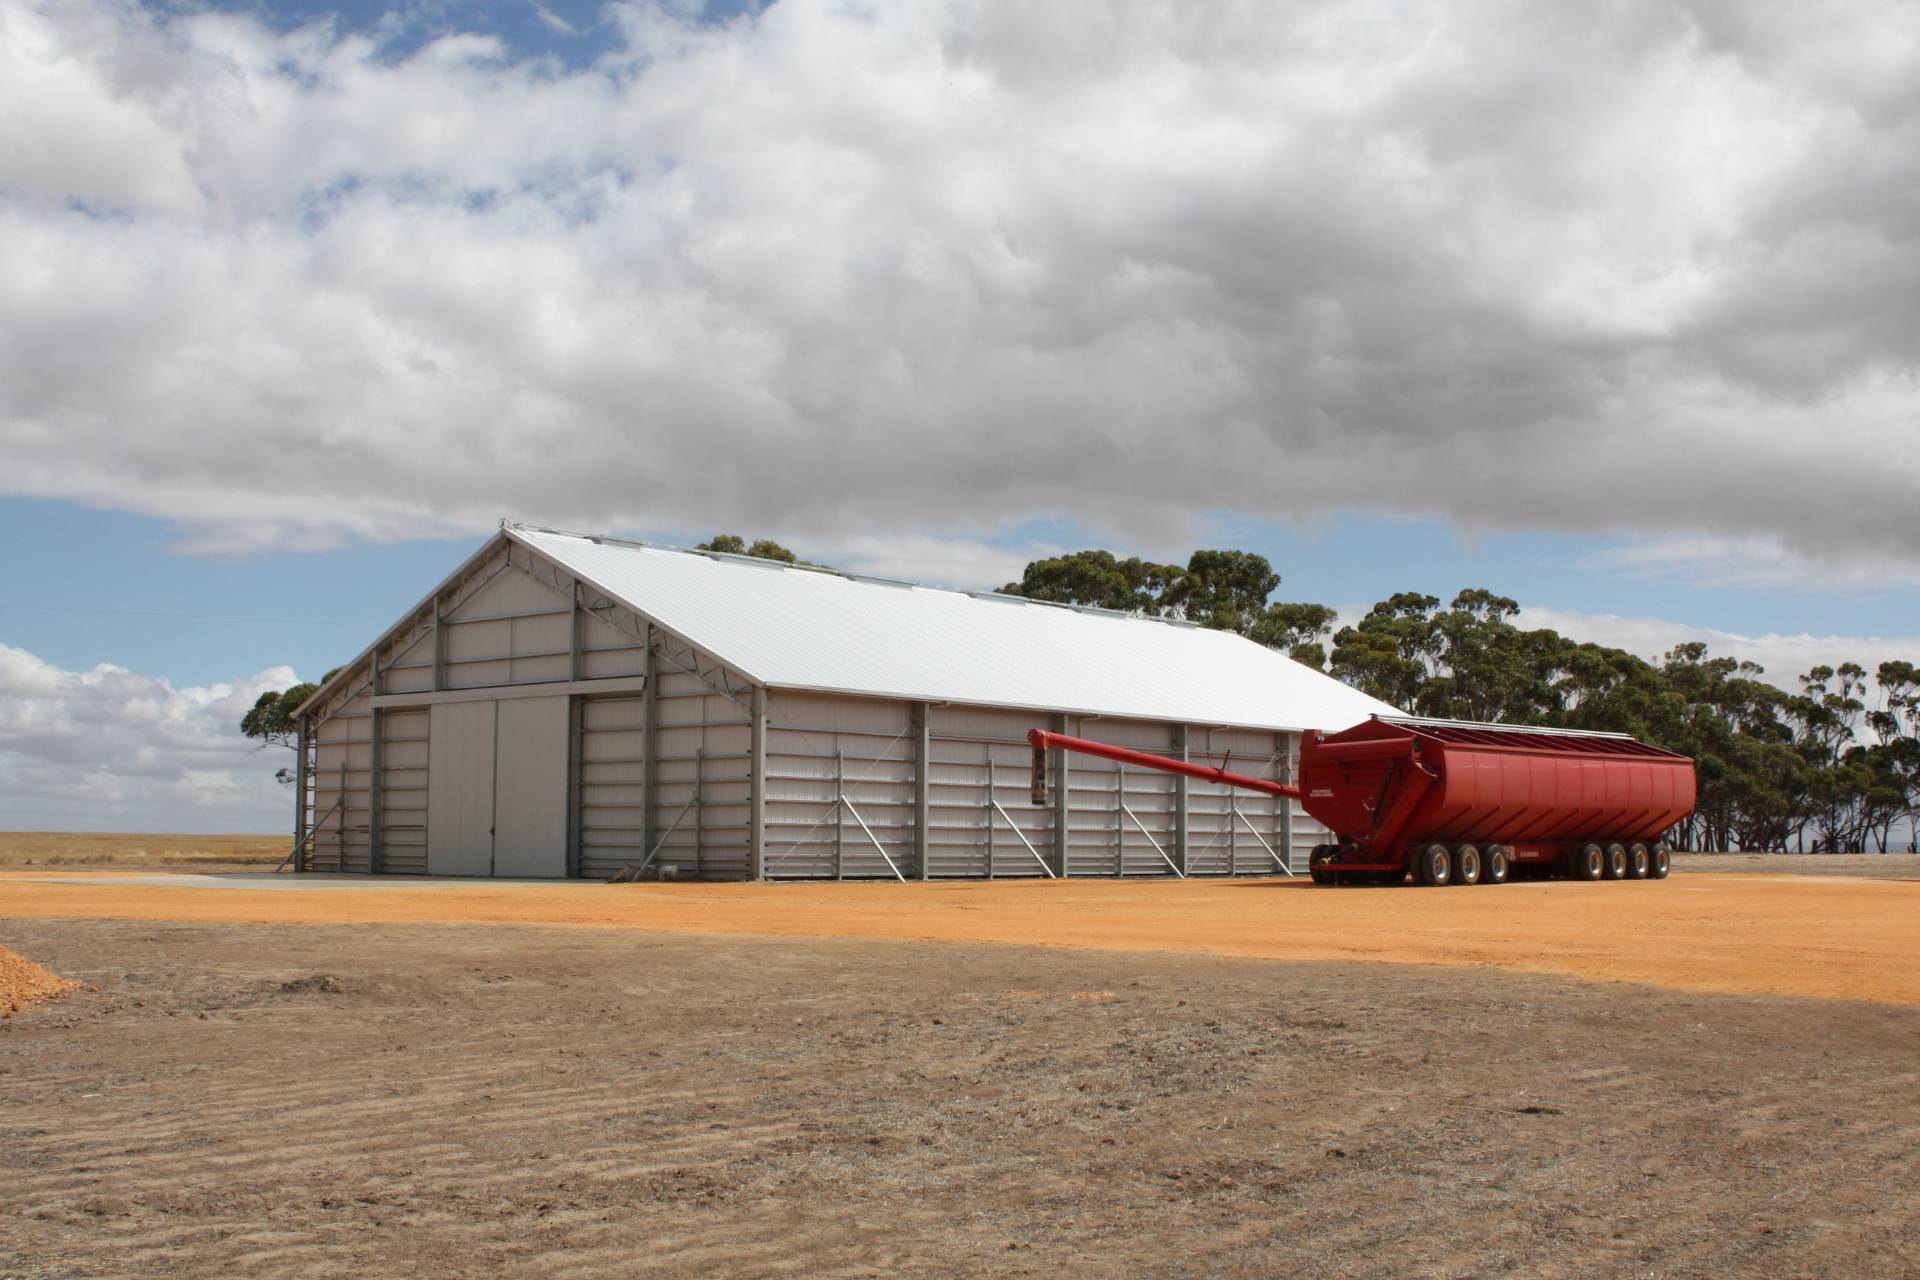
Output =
[
  {"x1": 1417, "y1": 843, "x2": 1451, "y2": 886},
  {"x1": 1626, "y1": 843, "x2": 1651, "y2": 879},
  {"x1": 1451, "y1": 845, "x2": 1481, "y2": 886},
  {"x1": 1309, "y1": 845, "x2": 1337, "y2": 886},
  {"x1": 1483, "y1": 845, "x2": 1510, "y2": 884},
  {"x1": 1573, "y1": 843, "x2": 1604, "y2": 881},
  {"x1": 1603, "y1": 843, "x2": 1628, "y2": 879},
  {"x1": 1650, "y1": 844, "x2": 1672, "y2": 879}
]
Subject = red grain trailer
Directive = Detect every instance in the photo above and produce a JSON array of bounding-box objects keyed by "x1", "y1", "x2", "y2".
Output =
[{"x1": 1028, "y1": 715, "x2": 1696, "y2": 886}]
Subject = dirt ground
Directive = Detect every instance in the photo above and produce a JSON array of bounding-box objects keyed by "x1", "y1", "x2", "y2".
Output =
[
  {"x1": 3, "y1": 871, "x2": 1916, "y2": 1005},
  {"x1": 2, "y1": 918, "x2": 1915, "y2": 1279},
  {"x1": 0, "y1": 833, "x2": 284, "y2": 872}
]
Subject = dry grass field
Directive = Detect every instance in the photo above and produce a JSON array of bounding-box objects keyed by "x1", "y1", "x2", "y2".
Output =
[
  {"x1": 0, "y1": 832, "x2": 285, "y2": 870},
  {"x1": 3, "y1": 858, "x2": 1918, "y2": 1277}
]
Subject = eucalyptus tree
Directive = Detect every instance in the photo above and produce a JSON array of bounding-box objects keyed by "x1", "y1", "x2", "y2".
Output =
[
  {"x1": 240, "y1": 667, "x2": 339, "y2": 786},
  {"x1": 1001, "y1": 548, "x2": 1338, "y2": 667},
  {"x1": 998, "y1": 549, "x2": 1187, "y2": 615}
]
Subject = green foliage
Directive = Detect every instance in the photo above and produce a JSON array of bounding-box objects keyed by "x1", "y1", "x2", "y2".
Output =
[
  {"x1": 998, "y1": 549, "x2": 1188, "y2": 615},
  {"x1": 1248, "y1": 602, "x2": 1340, "y2": 670},
  {"x1": 1163, "y1": 549, "x2": 1281, "y2": 633},
  {"x1": 240, "y1": 684, "x2": 319, "y2": 750},
  {"x1": 1325, "y1": 591, "x2": 1920, "y2": 853},
  {"x1": 1000, "y1": 548, "x2": 1337, "y2": 667},
  {"x1": 697, "y1": 534, "x2": 830, "y2": 569},
  {"x1": 241, "y1": 679, "x2": 324, "y2": 788}
]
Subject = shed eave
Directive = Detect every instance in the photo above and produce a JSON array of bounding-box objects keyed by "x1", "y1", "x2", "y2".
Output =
[{"x1": 762, "y1": 680, "x2": 1317, "y2": 736}]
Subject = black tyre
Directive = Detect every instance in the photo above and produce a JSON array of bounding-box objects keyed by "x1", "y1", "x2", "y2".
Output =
[
  {"x1": 1603, "y1": 843, "x2": 1628, "y2": 879},
  {"x1": 1650, "y1": 844, "x2": 1672, "y2": 879},
  {"x1": 1451, "y1": 845, "x2": 1481, "y2": 886},
  {"x1": 1309, "y1": 844, "x2": 1337, "y2": 886},
  {"x1": 1417, "y1": 843, "x2": 1451, "y2": 886},
  {"x1": 1573, "y1": 843, "x2": 1604, "y2": 881},
  {"x1": 1483, "y1": 845, "x2": 1510, "y2": 884},
  {"x1": 1627, "y1": 843, "x2": 1651, "y2": 879}
]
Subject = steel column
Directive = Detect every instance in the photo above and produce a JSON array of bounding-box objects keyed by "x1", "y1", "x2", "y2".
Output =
[
  {"x1": 1278, "y1": 731, "x2": 1295, "y2": 874},
  {"x1": 912, "y1": 701, "x2": 930, "y2": 880},
  {"x1": 1229, "y1": 787, "x2": 1238, "y2": 875},
  {"x1": 1050, "y1": 713, "x2": 1070, "y2": 877},
  {"x1": 748, "y1": 686, "x2": 768, "y2": 880},
  {"x1": 641, "y1": 626, "x2": 658, "y2": 860},
  {"x1": 569, "y1": 581, "x2": 584, "y2": 681},
  {"x1": 834, "y1": 749, "x2": 845, "y2": 881},
  {"x1": 431, "y1": 598, "x2": 446, "y2": 692},
  {"x1": 335, "y1": 761, "x2": 347, "y2": 872},
  {"x1": 985, "y1": 756, "x2": 996, "y2": 880},
  {"x1": 566, "y1": 695, "x2": 583, "y2": 878},
  {"x1": 1173, "y1": 724, "x2": 1189, "y2": 876},
  {"x1": 294, "y1": 714, "x2": 311, "y2": 874},
  {"x1": 368, "y1": 707, "x2": 383, "y2": 875}
]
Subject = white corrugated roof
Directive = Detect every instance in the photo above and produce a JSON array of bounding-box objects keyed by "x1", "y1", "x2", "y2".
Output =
[{"x1": 510, "y1": 527, "x2": 1398, "y2": 734}]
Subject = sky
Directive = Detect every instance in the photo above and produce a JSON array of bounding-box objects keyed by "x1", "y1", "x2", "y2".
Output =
[{"x1": 3, "y1": 0, "x2": 1919, "y2": 832}]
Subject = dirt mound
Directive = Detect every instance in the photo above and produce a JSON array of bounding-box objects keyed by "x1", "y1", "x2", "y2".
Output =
[
  {"x1": 0, "y1": 945, "x2": 82, "y2": 1016},
  {"x1": 278, "y1": 974, "x2": 348, "y2": 994}
]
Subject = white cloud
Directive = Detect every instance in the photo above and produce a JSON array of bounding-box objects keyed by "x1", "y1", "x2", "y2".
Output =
[
  {"x1": 1, "y1": 0, "x2": 1919, "y2": 567},
  {"x1": 0, "y1": 642, "x2": 299, "y2": 832},
  {"x1": 809, "y1": 533, "x2": 1043, "y2": 589},
  {"x1": 1576, "y1": 535, "x2": 1920, "y2": 592},
  {"x1": 1513, "y1": 605, "x2": 1920, "y2": 695}
]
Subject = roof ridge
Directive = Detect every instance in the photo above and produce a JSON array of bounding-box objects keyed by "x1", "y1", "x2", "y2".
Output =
[{"x1": 505, "y1": 522, "x2": 1202, "y2": 628}]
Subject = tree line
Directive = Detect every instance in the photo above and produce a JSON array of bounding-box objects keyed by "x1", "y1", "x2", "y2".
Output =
[{"x1": 1004, "y1": 549, "x2": 1920, "y2": 854}]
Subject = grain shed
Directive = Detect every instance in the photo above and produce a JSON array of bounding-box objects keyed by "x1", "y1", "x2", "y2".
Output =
[{"x1": 290, "y1": 525, "x2": 1400, "y2": 880}]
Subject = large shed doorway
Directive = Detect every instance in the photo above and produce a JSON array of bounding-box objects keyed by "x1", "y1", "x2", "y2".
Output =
[{"x1": 426, "y1": 694, "x2": 570, "y2": 877}]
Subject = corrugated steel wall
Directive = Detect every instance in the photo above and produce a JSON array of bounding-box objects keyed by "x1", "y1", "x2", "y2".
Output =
[
  {"x1": 301, "y1": 541, "x2": 1327, "y2": 879},
  {"x1": 576, "y1": 693, "x2": 646, "y2": 877},
  {"x1": 1189, "y1": 726, "x2": 1318, "y2": 876},
  {"x1": 377, "y1": 707, "x2": 431, "y2": 873},
  {"x1": 636, "y1": 671, "x2": 754, "y2": 880},
  {"x1": 764, "y1": 691, "x2": 917, "y2": 879},
  {"x1": 927, "y1": 704, "x2": 1056, "y2": 879},
  {"x1": 308, "y1": 687, "x2": 372, "y2": 873}
]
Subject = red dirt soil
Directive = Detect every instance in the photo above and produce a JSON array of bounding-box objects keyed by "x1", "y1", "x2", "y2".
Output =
[
  {"x1": 3, "y1": 871, "x2": 1916, "y2": 1005},
  {"x1": 0, "y1": 943, "x2": 81, "y2": 1015}
]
